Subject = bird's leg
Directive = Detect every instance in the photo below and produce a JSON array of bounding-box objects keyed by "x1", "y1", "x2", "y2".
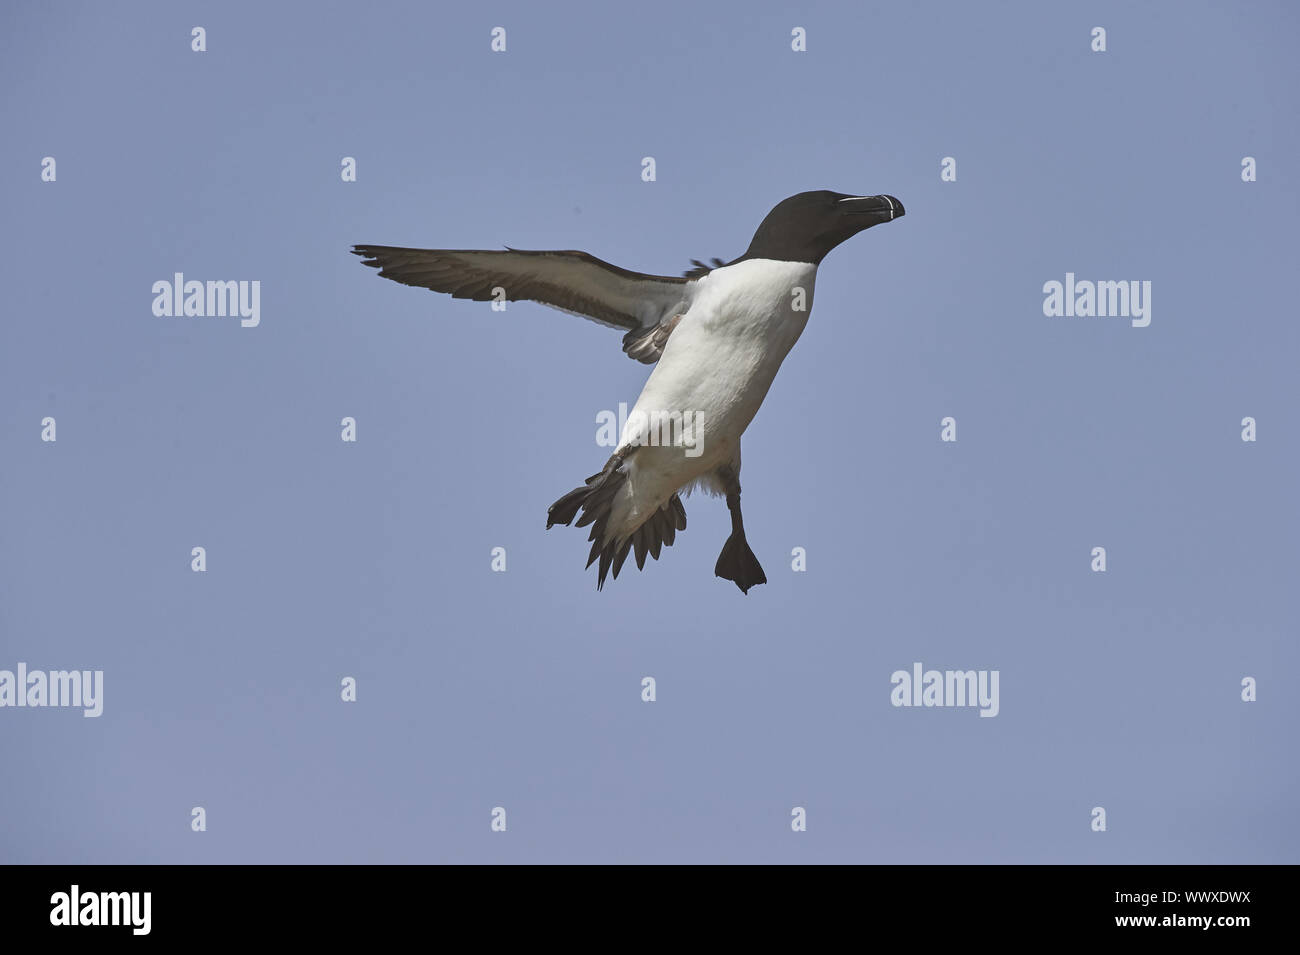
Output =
[{"x1": 713, "y1": 465, "x2": 767, "y2": 594}]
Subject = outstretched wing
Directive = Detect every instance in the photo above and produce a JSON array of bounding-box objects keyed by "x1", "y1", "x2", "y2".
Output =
[{"x1": 351, "y1": 246, "x2": 696, "y2": 364}]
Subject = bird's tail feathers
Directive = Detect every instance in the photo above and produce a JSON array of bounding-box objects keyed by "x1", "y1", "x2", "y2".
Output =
[{"x1": 546, "y1": 456, "x2": 687, "y2": 590}]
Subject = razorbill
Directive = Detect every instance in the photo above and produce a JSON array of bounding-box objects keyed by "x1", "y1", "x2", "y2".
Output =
[{"x1": 353, "y1": 190, "x2": 904, "y2": 593}]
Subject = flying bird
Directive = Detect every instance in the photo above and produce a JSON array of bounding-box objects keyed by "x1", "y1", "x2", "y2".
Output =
[{"x1": 353, "y1": 190, "x2": 904, "y2": 593}]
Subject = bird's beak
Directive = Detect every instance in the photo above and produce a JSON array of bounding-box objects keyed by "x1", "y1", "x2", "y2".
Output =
[{"x1": 837, "y1": 194, "x2": 905, "y2": 224}]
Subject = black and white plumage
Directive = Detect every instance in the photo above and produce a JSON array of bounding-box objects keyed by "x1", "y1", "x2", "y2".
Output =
[{"x1": 353, "y1": 190, "x2": 905, "y2": 592}]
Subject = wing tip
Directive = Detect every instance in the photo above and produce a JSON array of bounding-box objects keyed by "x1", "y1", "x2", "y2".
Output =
[{"x1": 351, "y1": 245, "x2": 383, "y2": 268}]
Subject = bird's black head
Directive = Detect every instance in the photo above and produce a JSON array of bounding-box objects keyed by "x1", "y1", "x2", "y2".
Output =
[{"x1": 742, "y1": 190, "x2": 904, "y2": 265}]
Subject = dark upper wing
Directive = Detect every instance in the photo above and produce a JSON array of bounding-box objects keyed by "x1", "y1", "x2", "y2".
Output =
[{"x1": 351, "y1": 246, "x2": 697, "y2": 364}]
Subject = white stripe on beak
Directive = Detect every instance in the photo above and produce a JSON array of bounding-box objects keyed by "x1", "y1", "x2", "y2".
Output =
[{"x1": 837, "y1": 195, "x2": 895, "y2": 220}]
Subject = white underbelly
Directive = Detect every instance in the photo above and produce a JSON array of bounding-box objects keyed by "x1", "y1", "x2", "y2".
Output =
[{"x1": 605, "y1": 258, "x2": 817, "y2": 540}]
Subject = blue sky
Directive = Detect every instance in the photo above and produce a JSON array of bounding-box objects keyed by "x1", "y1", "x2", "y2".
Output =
[{"x1": 1, "y1": 0, "x2": 1296, "y2": 863}]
